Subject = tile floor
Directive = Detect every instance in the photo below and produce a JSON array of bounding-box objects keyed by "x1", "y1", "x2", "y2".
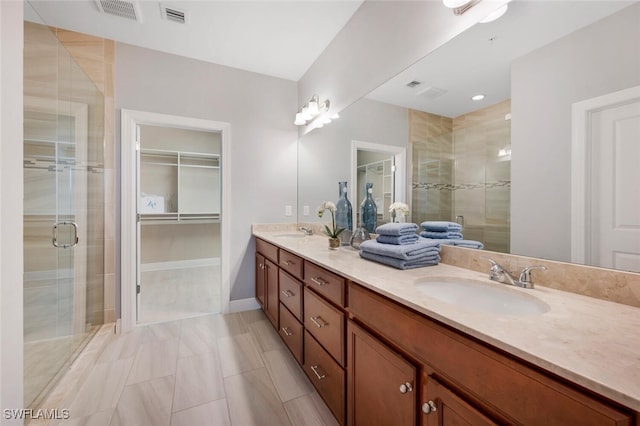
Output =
[{"x1": 36, "y1": 309, "x2": 338, "y2": 426}]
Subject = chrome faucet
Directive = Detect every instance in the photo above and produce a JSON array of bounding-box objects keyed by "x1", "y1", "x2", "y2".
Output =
[
  {"x1": 298, "y1": 227, "x2": 313, "y2": 236},
  {"x1": 482, "y1": 257, "x2": 547, "y2": 289}
]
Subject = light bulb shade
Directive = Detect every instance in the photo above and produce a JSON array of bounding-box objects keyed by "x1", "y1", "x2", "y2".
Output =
[
  {"x1": 301, "y1": 106, "x2": 312, "y2": 121},
  {"x1": 479, "y1": 4, "x2": 508, "y2": 23},
  {"x1": 331, "y1": 113, "x2": 340, "y2": 120},
  {"x1": 294, "y1": 113, "x2": 306, "y2": 126},
  {"x1": 308, "y1": 100, "x2": 319, "y2": 116},
  {"x1": 443, "y1": 0, "x2": 470, "y2": 9},
  {"x1": 322, "y1": 117, "x2": 332, "y2": 124}
]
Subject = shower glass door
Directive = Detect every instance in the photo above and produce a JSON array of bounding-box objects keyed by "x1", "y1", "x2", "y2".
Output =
[{"x1": 23, "y1": 21, "x2": 105, "y2": 408}]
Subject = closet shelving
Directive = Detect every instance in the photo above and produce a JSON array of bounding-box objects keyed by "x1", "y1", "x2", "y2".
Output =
[{"x1": 138, "y1": 148, "x2": 220, "y2": 224}]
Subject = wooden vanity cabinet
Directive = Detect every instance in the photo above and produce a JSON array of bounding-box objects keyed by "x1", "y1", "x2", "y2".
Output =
[
  {"x1": 349, "y1": 282, "x2": 634, "y2": 426},
  {"x1": 347, "y1": 320, "x2": 417, "y2": 426},
  {"x1": 255, "y1": 239, "x2": 279, "y2": 328}
]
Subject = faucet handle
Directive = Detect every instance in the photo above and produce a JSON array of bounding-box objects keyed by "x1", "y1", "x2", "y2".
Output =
[
  {"x1": 480, "y1": 256, "x2": 504, "y2": 278},
  {"x1": 518, "y1": 265, "x2": 547, "y2": 283}
]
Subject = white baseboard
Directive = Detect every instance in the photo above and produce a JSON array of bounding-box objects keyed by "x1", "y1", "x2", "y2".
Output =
[
  {"x1": 228, "y1": 298, "x2": 260, "y2": 313},
  {"x1": 140, "y1": 257, "x2": 220, "y2": 272}
]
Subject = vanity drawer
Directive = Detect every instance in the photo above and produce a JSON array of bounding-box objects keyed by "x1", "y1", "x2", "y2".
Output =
[
  {"x1": 304, "y1": 330, "x2": 345, "y2": 425},
  {"x1": 279, "y1": 303, "x2": 303, "y2": 365},
  {"x1": 279, "y1": 250, "x2": 303, "y2": 280},
  {"x1": 279, "y1": 269, "x2": 302, "y2": 321},
  {"x1": 304, "y1": 261, "x2": 346, "y2": 307},
  {"x1": 348, "y1": 282, "x2": 633, "y2": 426},
  {"x1": 304, "y1": 287, "x2": 345, "y2": 367},
  {"x1": 256, "y1": 238, "x2": 278, "y2": 263}
]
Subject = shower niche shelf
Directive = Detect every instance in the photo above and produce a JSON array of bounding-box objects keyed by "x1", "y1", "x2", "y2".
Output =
[{"x1": 138, "y1": 148, "x2": 220, "y2": 224}]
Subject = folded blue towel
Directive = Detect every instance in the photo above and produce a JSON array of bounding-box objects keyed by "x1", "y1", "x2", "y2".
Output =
[
  {"x1": 421, "y1": 221, "x2": 462, "y2": 232},
  {"x1": 421, "y1": 231, "x2": 463, "y2": 240},
  {"x1": 359, "y1": 237, "x2": 440, "y2": 260},
  {"x1": 375, "y1": 222, "x2": 419, "y2": 236},
  {"x1": 428, "y1": 239, "x2": 484, "y2": 249},
  {"x1": 359, "y1": 250, "x2": 440, "y2": 270},
  {"x1": 376, "y1": 234, "x2": 419, "y2": 245}
]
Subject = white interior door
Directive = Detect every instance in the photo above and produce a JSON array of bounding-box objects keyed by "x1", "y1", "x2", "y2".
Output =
[{"x1": 589, "y1": 99, "x2": 640, "y2": 272}]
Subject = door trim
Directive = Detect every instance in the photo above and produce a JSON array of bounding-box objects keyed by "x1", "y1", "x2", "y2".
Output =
[
  {"x1": 120, "y1": 109, "x2": 231, "y2": 332},
  {"x1": 571, "y1": 85, "x2": 640, "y2": 265}
]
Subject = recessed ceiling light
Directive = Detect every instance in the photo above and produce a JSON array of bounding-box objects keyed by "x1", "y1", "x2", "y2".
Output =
[{"x1": 471, "y1": 94, "x2": 486, "y2": 101}]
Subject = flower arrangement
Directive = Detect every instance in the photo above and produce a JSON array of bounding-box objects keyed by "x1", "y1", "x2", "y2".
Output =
[
  {"x1": 317, "y1": 201, "x2": 345, "y2": 239},
  {"x1": 389, "y1": 202, "x2": 410, "y2": 222}
]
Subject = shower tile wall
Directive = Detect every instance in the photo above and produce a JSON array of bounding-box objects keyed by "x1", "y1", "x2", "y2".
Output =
[
  {"x1": 452, "y1": 100, "x2": 510, "y2": 253},
  {"x1": 410, "y1": 100, "x2": 511, "y2": 253},
  {"x1": 410, "y1": 110, "x2": 454, "y2": 224},
  {"x1": 54, "y1": 27, "x2": 116, "y2": 323}
]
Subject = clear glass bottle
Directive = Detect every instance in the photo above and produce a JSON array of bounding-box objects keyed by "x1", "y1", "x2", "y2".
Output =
[
  {"x1": 349, "y1": 226, "x2": 371, "y2": 250},
  {"x1": 335, "y1": 181, "x2": 353, "y2": 245},
  {"x1": 360, "y1": 182, "x2": 377, "y2": 233}
]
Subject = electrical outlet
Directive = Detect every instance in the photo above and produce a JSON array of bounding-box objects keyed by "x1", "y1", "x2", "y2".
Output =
[
  {"x1": 285, "y1": 205, "x2": 293, "y2": 216},
  {"x1": 303, "y1": 205, "x2": 310, "y2": 216}
]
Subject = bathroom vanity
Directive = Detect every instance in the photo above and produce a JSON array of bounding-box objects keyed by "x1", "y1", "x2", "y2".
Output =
[{"x1": 253, "y1": 228, "x2": 640, "y2": 425}]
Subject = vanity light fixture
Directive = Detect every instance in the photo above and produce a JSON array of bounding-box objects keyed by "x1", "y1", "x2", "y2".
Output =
[
  {"x1": 443, "y1": 0, "x2": 481, "y2": 16},
  {"x1": 471, "y1": 94, "x2": 486, "y2": 101},
  {"x1": 294, "y1": 94, "x2": 334, "y2": 127},
  {"x1": 479, "y1": 0, "x2": 511, "y2": 23}
]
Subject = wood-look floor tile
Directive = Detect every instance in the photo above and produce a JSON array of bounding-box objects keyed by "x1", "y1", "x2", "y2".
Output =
[
  {"x1": 249, "y1": 319, "x2": 286, "y2": 353},
  {"x1": 283, "y1": 392, "x2": 339, "y2": 426},
  {"x1": 172, "y1": 352, "x2": 225, "y2": 412},
  {"x1": 224, "y1": 368, "x2": 291, "y2": 426},
  {"x1": 140, "y1": 321, "x2": 181, "y2": 344},
  {"x1": 109, "y1": 376, "x2": 174, "y2": 426},
  {"x1": 97, "y1": 328, "x2": 144, "y2": 363},
  {"x1": 67, "y1": 358, "x2": 133, "y2": 417},
  {"x1": 239, "y1": 308, "x2": 267, "y2": 326},
  {"x1": 54, "y1": 409, "x2": 113, "y2": 426},
  {"x1": 126, "y1": 338, "x2": 179, "y2": 385},
  {"x1": 217, "y1": 333, "x2": 263, "y2": 377},
  {"x1": 261, "y1": 349, "x2": 313, "y2": 402},
  {"x1": 170, "y1": 399, "x2": 230, "y2": 426},
  {"x1": 178, "y1": 317, "x2": 218, "y2": 358},
  {"x1": 210, "y1": 313, "x2": 248, "y2": 338}
]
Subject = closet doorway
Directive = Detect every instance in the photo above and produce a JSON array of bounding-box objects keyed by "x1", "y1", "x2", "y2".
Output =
[{"x1": 121, "y1": 110, "x2": 230, "y2": 331}]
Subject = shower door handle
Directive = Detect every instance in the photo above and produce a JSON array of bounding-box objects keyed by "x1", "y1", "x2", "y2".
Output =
[{"x1": 52, "y1": 221, "x2": 79, "y2": 248}]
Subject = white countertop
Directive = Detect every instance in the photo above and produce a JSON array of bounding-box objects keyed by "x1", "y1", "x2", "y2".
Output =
[{"x1": 253, "y1": 230, "x2": 640, "y2": 412}]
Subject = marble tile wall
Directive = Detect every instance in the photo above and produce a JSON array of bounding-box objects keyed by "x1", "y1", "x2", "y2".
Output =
[{"x1": 53, "y1": 26, "x2": 116, "y2": 323}]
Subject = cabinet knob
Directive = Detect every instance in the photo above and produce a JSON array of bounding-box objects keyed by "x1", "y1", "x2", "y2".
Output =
[
  {"x1": 422, "y1": 401, "x2": 437, "y2": 414},
  {"x1": 399, "y1": 382, "x2": 413, "y2": 394}
]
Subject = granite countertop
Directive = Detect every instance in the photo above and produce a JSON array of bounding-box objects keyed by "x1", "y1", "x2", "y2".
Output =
[{"x1": 253, "y1": 229, "x2": 640, "y2": 412}]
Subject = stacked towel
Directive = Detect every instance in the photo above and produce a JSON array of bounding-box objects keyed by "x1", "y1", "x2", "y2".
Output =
[
  {"x1": 375, "y1": 222, "x2": 420, "y2": 245},
  {"x1": 420, "y1": 221, "x2": 484, "y2": 249},
  {"x1": 359, "y1": 235, "x2": 440, "y2": 270},
  {"x1": 420, "y1": 221, "x2": 463, "y2": 239}
]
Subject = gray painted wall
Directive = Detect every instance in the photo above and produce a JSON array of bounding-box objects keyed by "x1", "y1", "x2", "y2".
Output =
[
  {"x1": 511, "y1": 3, "x2": 640, "y2": 262},
  {"x1": 115, "y1": 43, "x2": 298, "y2": 303}
]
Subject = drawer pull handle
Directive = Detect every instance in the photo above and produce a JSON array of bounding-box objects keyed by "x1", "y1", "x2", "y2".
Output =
[
  {"x1": 309, "y1": 316, "x2": 327, "y2": 328},
  {"x1": 281, "y1": 327, "x2": 292, "y2": 336},
  {"x1": 310, "y1": 365, "x2": 326, "y2": 380},
  {"x1": 281, "y1": 290, "x2": 294, "y2": 298},
  {"x1": 282, "y1": 260, "x2": 293, "y2": 266},
  {"x1": 422, "y1": 401, "x2": 437, "y2": 414},
  {"x1": 311, "y1": 276, "x2": 328, "y2": 286},
  {"x1": 399, "y1": 382, "x2": 413, "y2": 394}
]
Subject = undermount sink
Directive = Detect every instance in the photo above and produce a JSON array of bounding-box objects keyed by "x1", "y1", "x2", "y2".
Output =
[
  {"x1": 415, "y1": 277, "x2": 550, "y2": 316},
  {"x1": 275, "y1": 233, "x2": 308, "y2": 239}
]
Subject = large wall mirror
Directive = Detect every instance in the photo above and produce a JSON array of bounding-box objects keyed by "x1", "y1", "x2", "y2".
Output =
[{"x1": 297, "y1": 0, "x2": 640, "y2": 272}]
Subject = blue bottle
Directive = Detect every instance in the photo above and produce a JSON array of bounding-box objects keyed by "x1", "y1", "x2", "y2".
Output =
[
  {"x1": 335, "y1": 181, "x2": 353, "y2": 245},
  {"x1": 360, "y1": 182, "x2": 377, "y2": 233}
]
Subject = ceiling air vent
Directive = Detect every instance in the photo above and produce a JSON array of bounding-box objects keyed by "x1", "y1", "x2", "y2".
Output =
[
  {"x1": 416, "y1": 86, "x2": 448, "y2": 100},
  {"x1": 161, "y1": 4, "x2": 188, "y2": 24},
  {"x1": 406, "y1": 80, "x2": 422, "y2": 88},
  {"x1": 94, "y1": 0, "x2": 142, "y2": 22}
]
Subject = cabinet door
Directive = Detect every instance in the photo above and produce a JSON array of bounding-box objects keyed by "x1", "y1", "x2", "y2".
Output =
[
  {"x1": 347, "y1": 321, "x2": 416, "y2": 426},
  {"x1": 255, "y1": 253, "x2": 266, "y2": 307},
  {"x1": 422, "y1": 375, "x2": 497, "y2": 426},
  {"x1": 264, "y1": 258, "x2": 279, "y2": 328}
]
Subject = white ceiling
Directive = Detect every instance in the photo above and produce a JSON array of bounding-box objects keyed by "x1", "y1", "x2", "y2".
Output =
[
  {"x1": 26, "y1": 0, "x2": 364, "y2": 82},
  {"x1": 366, "y1": 0, "x2": 634, "y2": 118}
]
